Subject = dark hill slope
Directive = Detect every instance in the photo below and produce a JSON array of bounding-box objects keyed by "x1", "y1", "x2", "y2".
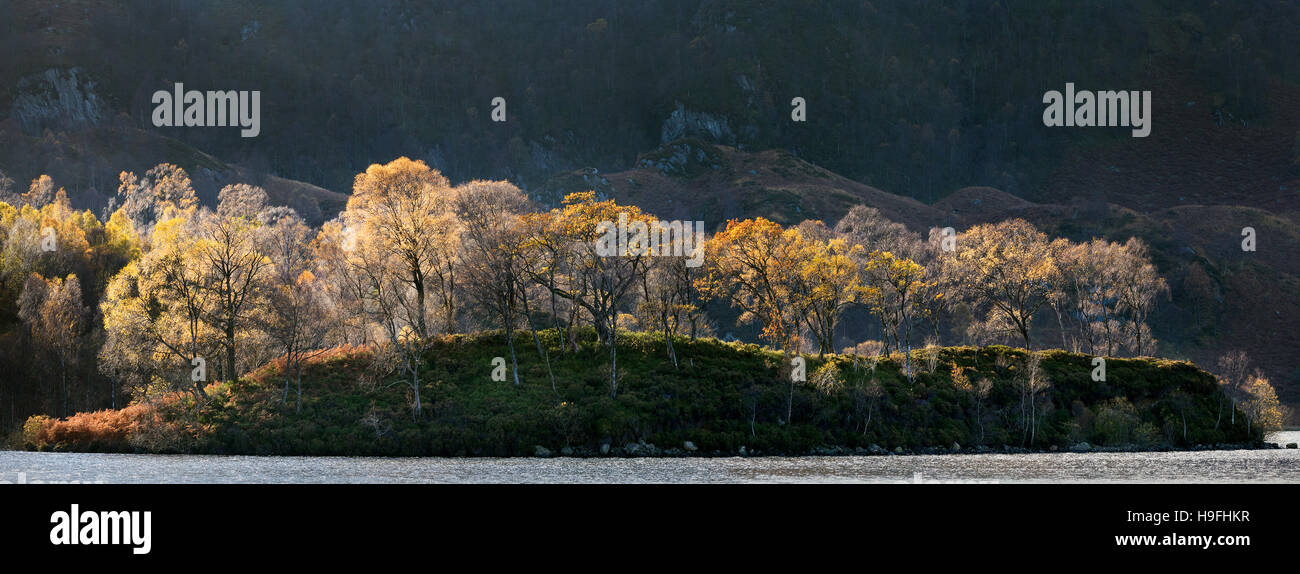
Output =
[{"x1": 539, "y1": 140, "x2": 952, "y2": 232}]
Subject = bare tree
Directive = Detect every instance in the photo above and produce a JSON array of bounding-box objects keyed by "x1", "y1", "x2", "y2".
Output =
[
  {"x1": 453, "y1": 180, "x2": 536, "y2": 386},
  {"x1": 262, "y1": 212, "x2": 334, "y2": 411},
  {"x1": 1021, "y1": 352, "x2": 1051, "y2": 445}
]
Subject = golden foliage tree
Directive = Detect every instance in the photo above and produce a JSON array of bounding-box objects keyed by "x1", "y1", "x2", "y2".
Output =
[
  {"x1": 944, "y1": 219, "x2": 1061, "y2": 348},
  {"x1": 344, "y1": 157, "x2": 458, "y2": 339}
]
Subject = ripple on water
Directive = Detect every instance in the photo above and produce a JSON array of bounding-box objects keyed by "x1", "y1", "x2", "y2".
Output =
[{"x1": 2, "y1": 439, "x2": 1298, "y2": 484}]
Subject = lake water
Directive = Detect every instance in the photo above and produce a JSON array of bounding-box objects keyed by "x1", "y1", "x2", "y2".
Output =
[{"x1": 4, "y1": 431, "x2": 1298, "y2": 484}]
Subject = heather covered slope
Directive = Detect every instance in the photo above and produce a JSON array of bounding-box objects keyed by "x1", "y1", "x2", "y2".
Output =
[
  {"x1": 538, "y1": 141, "x2": 952, "y2": 231},
  {"x1": 20, "y1": 331, "x2": 1261, "y2": 456}
]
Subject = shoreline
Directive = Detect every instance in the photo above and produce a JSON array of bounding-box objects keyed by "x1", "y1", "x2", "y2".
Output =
[
  {"x1": 7, "y1": 441, "x2": 1291, "y2": 459},
  {"x1": 528, "y1": 441, "x2": 1287, "y2": 458}
]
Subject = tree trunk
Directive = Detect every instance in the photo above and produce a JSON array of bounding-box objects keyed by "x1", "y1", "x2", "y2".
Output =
[
  {"x1": 902, "y1": 306, "x2": 912, "y2": 382},
  {"x1": 550, "y1": 277, "x2": 565, "y2": 354},
  {"x1": 226, "y1": 322, "x2": 238, "y2": 383},
  {"x1": 508, "y1": 327, "x2": 520, "y2": 386},
  {"x1": 413, "y1": 270, "x2": 428, "y2": 339},
  {"x1": 521, "y1": 290, "x2": 557, "y2": 395},
  {"x1": 661, "y1": 313, "x2": 678, "y2": 368},
  {"x1": 609, "y1": 316, "x2": 618, "y2": 399},
  {"x1": 282, "y1": 363, "x2": 291, "y2": 405},
  {"x1": 1030, "y1": 389, "x2": 1036, "y2": 445},
  {"x1": 60, "y1": 356, "x2": 68, "y2": 418}
]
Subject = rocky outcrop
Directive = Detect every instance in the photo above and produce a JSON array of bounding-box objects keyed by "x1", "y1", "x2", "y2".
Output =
[
  {"x1": 10, "y1": 68, "x2": 108, "y2": 135},
  {"x1": 660, "y1": 103, "x2": 734, "y2": 145}
]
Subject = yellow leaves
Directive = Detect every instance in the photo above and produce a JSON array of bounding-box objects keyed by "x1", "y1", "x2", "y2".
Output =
[
  {"x1": 951, "y1": 363, "x2": 972, "y2": 392},
  {"x1": 0, "y1": 200, "x2": 15, "y2": 224},
  {"x1": 553, "y1": 191, "x2": 652, "y2": 242},
  {"x1": 798, "y1": 238, "x2": 866, "y2": 307},
  {"x1": 866, "y1": 249, "x2": 931, "y2": 296},
  {"x1": 809, "y1": 361, "x2": 845, "y2": 395},
  {"x1": 346, "y1": 158, "x2": 456, "y2": 272},
  {"x1": 151, "y1": 213, "x2": 192, "y2": 248},
  {"x1": 561, "y1": 190, "x2": 598, "y2": 207},
  {"x1": 350, "y1": 156, "x2": 449, "y2": 206}
]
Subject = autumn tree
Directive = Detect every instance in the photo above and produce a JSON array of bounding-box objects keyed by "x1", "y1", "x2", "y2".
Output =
[
  {"x1": 217, "y1": 183, "x2": 270, "y2": 221},
  {"x1": 22, "y1": 175, "x2": 57, "y2": 208},
  {"x1": 522, "y1": 192, "x2": 653, "y2": 398},
  {"x1": 1, "y1": 199, "x2": 92, "y2": 290},
  {"x1": 112, "y1": 164, "x2": 200, "y2": 232},
  {"x1": 519, "y1": 208, "x2": 581, "y2": 353},
  {"x1": 1112, "y1": 238, "x2": 1169, "y2": 356},
  {"x1": 1020, "y1": 351, "x2": 1051, "y2": 445},
  {"x1": 702, "y1": 217, "x2": 807, "y2": 420},
  {"x1": 945, "y1": 219, "x2": 1061, "y2": 348},
  {"x1": 794, "y1": 230, "x2": 866, "y2": 357},
  {"x1": 703, "y1": 217, "x2": 805, "y2": 354},
  {"x1": 1054, "y1": 238, "x2": 1121, "y2": 354},
  {"x1": 262, "y1": 211, "x2": 333, "y2": 410},
  {"x1": 453, "y1": 179, "x2": 536, "y2": 386},
  {"x1": 311, "y1": 220, "x2": 374, "y2": 346},
  {"x1": 101, "y1": 213, "x2": 216, "y2": 401},
  {"x1": 339, "y1": 216, "x2": 428, "y2": 416},
  {"x1": 1240, "y1": 373, "x2": 1284, "y2": 434},
  {"x1": 1054, "y1": 237, "x2": 1168, "y2": 356},
  {"x1": 833, "y1": 205, "x2": 921, "y2": 259},
  {"x1": 863, "y1": 249, "x2": 933, "y2": 380},
  {"x1": 1215, "y1": 350, "x2": 1252, "y2": 428},
  {"x1": 344, "y1": 157, "x2": 458, "y2": 339},
  {"x1": 918, "y1": 226, "x2": 962, "y2": 342},
  {"x1": 197, "y1": 208, "x2": 271, "y2": 383},
  {"x1": 637, "y1": 250, "x2": 703, "y2": 367},
  {"x1": 18, "y1": 273, "x2": 88, "y2": 417}
]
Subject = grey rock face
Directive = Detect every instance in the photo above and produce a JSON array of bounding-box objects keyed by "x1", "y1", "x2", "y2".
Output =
[
  {"x1": 11, "y1": 68, "x2": 108, "y2": 135},
  {"x1": 660, "y1": 102, "x2": 734, "y2": 145}
]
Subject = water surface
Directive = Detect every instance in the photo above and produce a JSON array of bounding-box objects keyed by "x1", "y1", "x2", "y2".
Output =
[{"x1": 3, "y1": 431, "x2": 1297, "y2": 484}]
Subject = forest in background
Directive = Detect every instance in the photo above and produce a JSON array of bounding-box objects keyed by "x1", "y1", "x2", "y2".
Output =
[{"x1": 2, "y1": 0, "x2": 1297, "y2": 199}]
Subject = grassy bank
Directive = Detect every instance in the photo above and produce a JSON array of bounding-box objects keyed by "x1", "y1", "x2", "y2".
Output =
[{"x1": 17, "y1": 329, "x2": 1262, "y2": 456}]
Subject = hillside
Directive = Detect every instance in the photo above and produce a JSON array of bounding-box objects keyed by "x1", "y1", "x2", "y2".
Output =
[
  {"x1": 20, "y1": 331, "x2": 1262, "y2": 456},
  {"x1": 3, "y1": 0, "x2": 1297, "y2": 198},
  {"x1": 0, "y1": 115, "x2": 348, "y2": 224},
  {"x1": 537, "y1": 140, "x2": 952, "y2": 230}
]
